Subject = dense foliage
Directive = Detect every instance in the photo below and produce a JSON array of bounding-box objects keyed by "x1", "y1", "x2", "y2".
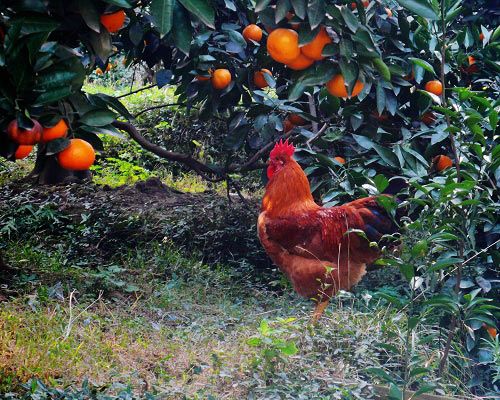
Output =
[{"x1": 0, "y1": 0, "x2": 499, "y2": 397}]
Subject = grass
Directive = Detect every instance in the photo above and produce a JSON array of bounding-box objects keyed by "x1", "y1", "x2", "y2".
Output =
[{"x1": 0, "y1": 238, "x2": 415, "y2": 398}]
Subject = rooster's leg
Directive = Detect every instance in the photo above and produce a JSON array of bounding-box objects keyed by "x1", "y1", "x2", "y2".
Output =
[{"x1": 311, "y1": 300, "x2": 329, "y2": 324}]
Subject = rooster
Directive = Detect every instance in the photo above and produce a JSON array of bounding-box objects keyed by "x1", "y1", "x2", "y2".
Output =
[{"x1": 258, "y1": 140, "x2": 399, "y2": 322}]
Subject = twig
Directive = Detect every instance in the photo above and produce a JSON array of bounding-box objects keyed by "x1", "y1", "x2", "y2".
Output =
[
  {"x1": 63, "y1": 291, "x2": 103, "y2": 340},
  {"x1": 117, "y1": 83, "x2": 156, "y2": 99},
  {"x1": 227, "y1": 130, "x2": 295, "y2": 173},
  {"x1": 438, "y1": 9, "x2": 460, "y2": 183},
  {"x1": 306, "y1": 123, "x2": 328, "y2": 148},
  {"x1": 63, "y1": 290, "x2": 76, "y2": 340},
  {"x1": 438, "y1": 241, "x2": 464, "y2": 376},
  {"x1": 134, "y1": 102, "x2": 186, "y2": 118},
  {"x1": 437, "y1": 0, "x2": 463, "y2": 377},
  {"x1": 306, "y1": 92, "x2": 319, "y2": 133}
]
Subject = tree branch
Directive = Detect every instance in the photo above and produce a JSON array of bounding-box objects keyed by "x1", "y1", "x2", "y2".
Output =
[
  {"x1": 227, "y1": 130, "x2": 295, "y2": 173},
  {"x1": 112, "y1": 120, "x2": 224, "y2": 181},
  {"x1": 134, "y1": 103, "x2": 186, "y2": 118},
  {"x1": 117, "y1": 84, "x2": 156, "y2": 99},
  {"x1": 112, "y1": 121, "x2": 296, "y2": 181}
]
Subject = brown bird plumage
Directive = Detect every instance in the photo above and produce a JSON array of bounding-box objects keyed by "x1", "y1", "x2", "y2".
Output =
[{"x1": 258, "y1": 140, "x2": 398, "y2": 322}]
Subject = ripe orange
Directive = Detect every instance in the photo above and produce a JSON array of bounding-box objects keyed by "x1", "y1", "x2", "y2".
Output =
[
  {"x1": 425, "y1": 80, "x2": 443, "y2": 96},
  {"x1": 105, "y1": 63, "x2": 112, "y2": 72},
  {"x1": 286, "y1": 52, "x2": 314, "y2": 70},
  {"x1": 41, "y1": 119, "x2": 68, "y2": 143},
  {"x1": 254, "y1": 69, "x2": 272, "y2": 89},
  {"x1": 211, "y1": 69, "x2": 232, "y2": 90},
  {"x1": 385, "y1": 7, "x2": 393, "y2": 17},
  {"x1": 334, "y1": 156, "x2": 346, "y2": 164},
  {"x1": 435, "y1": 155, "x2": 453, "y2": 171},
  {"x1": 267, "y1": 28, "x2": 300, "y2": 64},
  {"x1": 15, "y1": 145, "x2": 33, "y2": 160},
  {"x1": 100, "y1": 10, "x2": 126, "y2": 33},
  {"x1": 421, "y1": 112, "x2": 436, "y2": 125},
  {"x1": 57, "y1": 139, "x2": 96, "y2": 171},
  {"x1": 7, "y1": 119, "x2": 42, "y2": 145},
  {"x1": 301, "y1": 26, "x2": 332, "y2": 61},
  {"x1": 95, "y1": 68, "x2": 103, "y2": 75},
  {"x1": 326, "y1": 74, "x2": 364, "y2": 98},
  {"x1": 283, "y1": 119, "x2": 295, "y2": 133},
  {"x1": 483, "y1": 323, "x2": 497, "y2": 338},
  {"x1": 468, "y1": 55, "x2": 476, "y2": 65},
  {"x1": 479, "y1": 32, "x2": 484, "y2": 41},
  {"x1": 242, "y1": 24, "x2": 262, "y2": 42},
  {"x1": 288, "y1": 114, "x2": 307, "y2": 126}
]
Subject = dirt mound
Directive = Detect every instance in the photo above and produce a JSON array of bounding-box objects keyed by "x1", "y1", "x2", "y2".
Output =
[{"x1": 0, "y1": 178, "x2": 269, "y2": 273}]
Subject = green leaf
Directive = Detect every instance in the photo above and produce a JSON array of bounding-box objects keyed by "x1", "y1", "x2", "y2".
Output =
[
  {"x1": 411, "y1": 240, "x2": 428, "y2": 257},
  {"x1": 408, "y1": 57, "x2": 436, "y2": 75},
  {"x1": 12, "y1": 15, "x2": 60, "y2": 36},
  {"x1": 275, "y1": 0, "x2": 291, "y2": 23},
  {"x1": 80, "y1": 125, "x2": 125, "y2": 139},
  {"x1": 46, "y1": 137, "x2": 70, "y2": 155},
  {"x1": 255, "y1": 0, "x2": 272, "y2": 12},
  {"x1": 77, "y1": 2, "x2": 101, "y2": 33},
  {"x1": 150, "y1": 0, "x2": 175, "y2": 36},
  {"x1": 280, "y1": 341, "x2": 298, "y2": 356},
  {"x1": 246, "y1": 337, "x2": 262, "y2": 346},
  {"x1": 307, "y1": 0, "x2": 325, "y2": 30},
  {"x1": 291, "y1": 0, "x2": 306, "y2": 19},
  {"x1": 376, "y1": 82, "x2": 386, "y2": 115},
  {"x1": 352, "y1": 134, "x2": 374, "y2": 149},
  {"x1": 33, "y1": 87, "x2": 73, "y2": 105},
  {"x1": 399, "y1": 264, "x2": 415, "y2": 281},
  {"x1": 298, "y1": 25, "x2": 320, "y2": 45},
  {"x1": 36, "y1": 71, "x2": 78, "y2": 90},
  {"x1": 340, "y1": 5, "x2": 359, "y2": 33},
  {"x1": 91, "y1": 94, "x2": 134, "y2": 120},
  {"x1": 395, "y1": 0, "x2": 438, "y2": 20},
  {"x1": 373, "y1": 144, "x2": 399, "y2": 167},
  {"x1": 89, "y1": 30, "x2": 113, "y2": 61},
  {"x1": 178, "y1": 0, "x2": 215, "y2": 29},
  {"x1": 428, "y1": 258, "x2": 463, "y2": 272},
  {"x1": 80, "y1": 110, "x2": 117, "y2": 127},
  {"x1": 365, "y1": 367, "x2": 397, "y2": 385},
  {"x1": 373, "y1": 58, "x2": 391, "y2": 81},
  {"x1": 288, "y1": 63, "x2": 335, "y2": 100},
  {"x1": 172, "y1": 2, "x2": 193, "y2": 55},
  {"x1": 388, "y1": 383, "x2": 403, "y2": 400},
  {"x1": 489, "y1": 110, "x2": 498, "y2": 132},
  {"x1": 373, "y1": 174, "x2": 389, "y2": 192}
]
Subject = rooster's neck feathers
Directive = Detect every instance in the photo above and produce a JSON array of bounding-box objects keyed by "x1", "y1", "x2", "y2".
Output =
[{"x1": 262, "y1": 158, "x2": 319, "y2": 216}]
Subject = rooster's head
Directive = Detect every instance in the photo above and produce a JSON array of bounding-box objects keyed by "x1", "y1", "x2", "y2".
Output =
[{"x1": 267, "y1": 139, "x2": 295, "y2": 179}]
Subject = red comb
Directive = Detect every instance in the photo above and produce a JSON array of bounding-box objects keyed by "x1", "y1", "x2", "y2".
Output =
[{"x1": 270, "y1": 139, "x2": 295, "y2": 159}]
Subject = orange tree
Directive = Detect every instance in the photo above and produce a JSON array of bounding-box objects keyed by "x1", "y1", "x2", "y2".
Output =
[{"x1": 0, "y1": 0, "x2": 498, "y2": 395}]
